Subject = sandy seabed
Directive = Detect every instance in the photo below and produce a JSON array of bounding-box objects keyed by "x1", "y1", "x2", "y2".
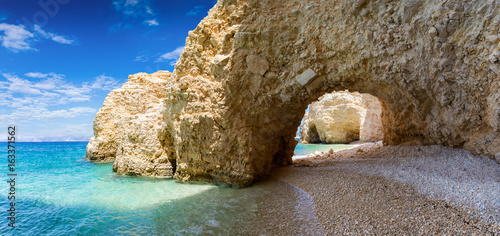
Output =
[{"x1": 257, "y1": 143, "x2": 500, "y2": 235}]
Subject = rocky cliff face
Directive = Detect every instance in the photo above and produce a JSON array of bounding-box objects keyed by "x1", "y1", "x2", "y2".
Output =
[
  {"x1": 361, "y1": 94, "x2": 384, "y2": 142},
  {"x1": 87, "y1": 71, "x2": 175, "y2": 177},
  {"x1": 88, "y1": 0, "x2": 500, "y2": 186},
  {"x1": 300, "y1": 92, "x2": 383, "y2": 144}
]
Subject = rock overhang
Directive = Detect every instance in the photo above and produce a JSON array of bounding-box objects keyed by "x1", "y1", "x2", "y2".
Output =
[{"x1": 87, "y1": 0, "x2": 500, "y2": 186}]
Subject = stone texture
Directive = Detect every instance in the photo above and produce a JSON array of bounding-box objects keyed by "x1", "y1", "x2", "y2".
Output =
[
  {"x1": 300, "y1": 92, "x2": 383, "y2": 144},
  {"x1": 300, "y1": 92, "x2": 367, "y2": 144},
  {"x1": 361, "y1": 94, "x2": 384, "y2": 142},
  {"x1": 88, "y1": 0, "x2": 500, "y2": 186},
  {"x1": 246, "y1": 55, "x2": 269, "y2": 75},
  {"x1": 86, "y1": 71, "x2": 175, "y2": 177}
]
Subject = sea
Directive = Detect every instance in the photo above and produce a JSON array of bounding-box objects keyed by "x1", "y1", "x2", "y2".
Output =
[{"x1": 0, "y1": 141, "x2": 355, "y2": 235}]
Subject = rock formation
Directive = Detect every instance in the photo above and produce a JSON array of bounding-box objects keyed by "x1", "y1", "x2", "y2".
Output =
[
  {"x1": 300, "y1": 92, "x2": 366, "y2": 143},
  {"x1": 361, "y1": 94, "x2": 384, "y2": 142},
  {"x1": 88, "y1": 0, "x2": 500, "y2": 186},
  {"x1": 300, "y1": 92, "x2": 383, "y2": 144},
  {"x1": 86, "y1": 71, "x2": 175, "y2": 177}
]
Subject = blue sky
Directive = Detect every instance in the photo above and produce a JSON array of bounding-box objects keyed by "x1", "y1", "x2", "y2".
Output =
[{"x1": 0, "y1": 0, "x2": 216, "y2": 141}]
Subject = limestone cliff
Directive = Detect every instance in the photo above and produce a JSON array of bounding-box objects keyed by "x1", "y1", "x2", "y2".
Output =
[
  {"x1": 87, "y1": 71, "x2": 175, "y2": 177},
  {"x1": 361, "y1": 94, "x2": 384, "y2": 142},
  {"x1": 300, "y1": 92, "x2": 383, "y2": 144},
  {"x1": 88, "y1": 0, "x2": 500, "y2": 186}
]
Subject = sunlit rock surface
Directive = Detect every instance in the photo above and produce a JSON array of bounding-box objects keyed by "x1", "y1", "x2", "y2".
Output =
[
  {"x1": 299, "y1": 92, "x2": 383, "y2": 144},
  {"x1": 87, "y1": 71, "x2": 175, "y2": 177},
  {"x1": 361, "y1": 94, "x2": 384, "y2": 142},
  {"x1": 88, "y1": 0, "x2": 500, "y2": 186}
]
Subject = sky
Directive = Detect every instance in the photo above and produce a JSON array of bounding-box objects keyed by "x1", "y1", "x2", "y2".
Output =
[{"x1": 0, "y1": 0, "x2": 216, "y2": 141}]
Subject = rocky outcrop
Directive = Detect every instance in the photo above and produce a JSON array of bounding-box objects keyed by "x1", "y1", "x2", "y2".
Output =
[
  {"x1": 88, "y1": 0, "x2": 500, "y2": 186},
  {"x1": 300, "y1": 92, "x2": 383, "y2": 144},
  {"x1": 361, "y1": 94, "x2": 384, "y2": 142},
  {"x1": 86, "y1": 71, "x2": 175, "y2": 177},
  {"x1": 300, "y1": 92, "x2": 368, "y2": 144}
]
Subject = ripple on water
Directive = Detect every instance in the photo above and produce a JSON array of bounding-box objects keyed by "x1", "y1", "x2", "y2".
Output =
[{"x1": 0, "y1": 142, "x2": 327, "y2": 235}]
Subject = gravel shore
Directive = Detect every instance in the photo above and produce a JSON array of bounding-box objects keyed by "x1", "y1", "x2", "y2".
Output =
[{"x1": 267, "y1": 144, "x2": 500, "y2": 235}]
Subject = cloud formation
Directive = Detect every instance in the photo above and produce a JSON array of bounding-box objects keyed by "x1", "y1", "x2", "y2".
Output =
[
  {"x1": 0, "y1": 23, "x2": 34, "y2": 51},
  {"x1": 186, "y1": 6, "x2": 206, "y2": 16},
  {"x1": 0, "y1": 73, "x2": 121, "y2": 123},
  {"x1": 112, "y1": 0, "x2": 159, "y2": 28},
  {"x1": 156, "y1": 46, "x2": 184, "y2": 65},
  {"x1": 134, "y1": 54, "x2": 149, "y2": 62},
  {"x1": 34, "y1": 25, "x2": 75, "y2": 45},
  {"x1": 144, "y1": 19, "x2": 159, "y2": 26},
  {"x1": 0, "y1": 23, "x2": 75, "y2": 52}
]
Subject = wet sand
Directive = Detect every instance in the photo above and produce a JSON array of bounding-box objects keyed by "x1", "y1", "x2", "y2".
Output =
[{"x1": 265, "y1": 144, "x2": 500, "y2": 235}]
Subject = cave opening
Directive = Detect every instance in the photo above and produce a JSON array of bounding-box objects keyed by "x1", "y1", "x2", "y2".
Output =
[
  {"x1": 292, "y1": 91, "x2": 385, "y2": 159},
  {"x1": 269, "y1": 84, "x2": 390, "y2": 171}
]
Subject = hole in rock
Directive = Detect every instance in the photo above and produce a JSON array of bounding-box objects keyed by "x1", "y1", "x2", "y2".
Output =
[{"x1": 293, "y1": 91, "x2": 384, "y2": 159}]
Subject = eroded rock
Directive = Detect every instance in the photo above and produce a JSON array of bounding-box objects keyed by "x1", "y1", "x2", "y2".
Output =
[
  {"x1": 299, "y1": 92, "x2": 383, "y2": 144},
  {"x1": 88, "y1": 0, "x2": 500, "y2": 186},
  {"x1": 361, "y1": 94, "x2": 384, "y2": 142},
  {"x1": 87, "y1": 71, "x2": 175, "y2": 177}
]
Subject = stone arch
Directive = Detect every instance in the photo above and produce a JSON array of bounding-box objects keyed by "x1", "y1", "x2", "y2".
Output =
[
  {"x1": 88, "y1": 0, "x2": 500, "y2": 186},
  {"x1": 299, "y1": 92, "x2": 383, "y2": 144}
]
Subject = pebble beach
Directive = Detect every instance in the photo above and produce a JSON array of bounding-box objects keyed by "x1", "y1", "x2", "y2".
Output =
[{"x1": 265, "y1": 143, "x2": 500, "y2": 235}]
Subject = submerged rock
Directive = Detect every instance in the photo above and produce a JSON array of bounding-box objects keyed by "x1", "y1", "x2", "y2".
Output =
[{"x1": 88, "y1": 0, "x2": 500, "y2": 186}]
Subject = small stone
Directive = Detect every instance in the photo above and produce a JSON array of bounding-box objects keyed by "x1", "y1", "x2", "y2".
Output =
[
  {"x1": 295, "y1": 69, "x2": 316, "y2": 85},
  {"x1": 246, "y1": 55, "x2": 269, "y2": 76}
]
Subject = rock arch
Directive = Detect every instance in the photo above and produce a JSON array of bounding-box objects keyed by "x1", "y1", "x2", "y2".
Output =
[
  {"x1": 299, "y1": 92, "x2": 384, "y2": 144},
  {"x1": 88, "y1": 0, "x2": 500, "y2": 186}
]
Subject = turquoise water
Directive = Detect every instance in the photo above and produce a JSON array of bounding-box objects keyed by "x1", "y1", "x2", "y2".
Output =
[
  {"x1": 0, "y1": 142, "x2": 349, "y2": 235},
  {"x1": 294, "y1": 142, "x2": 358, "y2": 158}
]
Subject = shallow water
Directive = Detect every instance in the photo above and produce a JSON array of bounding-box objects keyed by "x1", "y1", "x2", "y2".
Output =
[
  {"x1": 294, "y1": 142, "x2": 358, "y2": 159},
  {"x1": 0, "y1": 142, "x2": 345, "y2": 235}
]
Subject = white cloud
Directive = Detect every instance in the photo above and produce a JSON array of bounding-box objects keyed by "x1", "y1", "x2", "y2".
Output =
[
  {"x1": 134, "y1": 54, "x2": 149, "y2": 62},
  {"x1": 51, "y1": 35, "x2": 74, "y2": 44},
  {"x1": 125, "y1": 0, "x2": 139, "y2": 6},
  {"x1": 34, "y1": 77, "x2": 64, "y2": 90},
  {"x1": 0, "y1": 23, "x2": 34, "y2": 52},
  {"x1": 0, "y1": 105, "x2": 96, "y2": 122},
  {"x1": 15, "y1": 123, "x2": 94, "y2": 142},
  {"x1": 0, "y1": 73, "x2": 123, "y2": 123},
  {"x1": 186, "y1": 6, "x2": 206, "y2": 16},
  {"x1": 157, "y1": 46, "x2": 184, "y2": 63},
  {"x1": 145, "y1": 6, "x2": 153, "y2": 15},
  {"x1": 33, "y1": 25, "x2": 75, "y2": 45},
  {"x1": 2, "y1": 74, "x2": 42, "y2": 95},
  {"x1": 112, "y1": 0, "x2": 160, "y2": 29},
  {"x1": 113, "y1": 0, "x2": 155, "y2": 17},
  {"x1": 25, "y1": 72, "x2": 49, "y2": 78},
  {"x1": 55, "y1": 85, "x2": 92, "y2": 102},
  {"x1": 38, "y1": 107, "x2": 96, "y2": 119},
  {"x1": 144, "y1": 19, "x2": 159, "y2": 26},
  {"x1": 0, "y1": 23, "x2": 75, "y2": 52},
  {"x1": 89, "y1": 74, "x2": 121, "y2": 90}
]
